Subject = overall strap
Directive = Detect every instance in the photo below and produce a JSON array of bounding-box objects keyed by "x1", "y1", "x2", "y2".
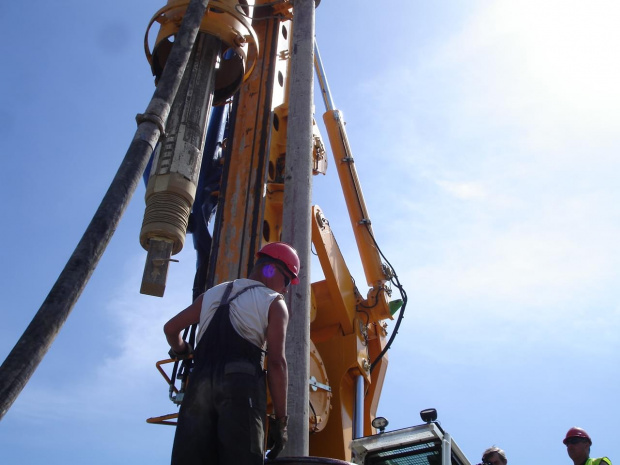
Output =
[
  {"x1": 220, "y1": 281, "x2": 235, "y2": 305},
  {"x1": 228, "y1": 283, "x2": 267, "y2": 304}
]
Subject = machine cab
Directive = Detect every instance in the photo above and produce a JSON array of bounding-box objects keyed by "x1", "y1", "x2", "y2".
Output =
[{"x1": 350, "y1": 420, "x2": 471, "y2": 465}]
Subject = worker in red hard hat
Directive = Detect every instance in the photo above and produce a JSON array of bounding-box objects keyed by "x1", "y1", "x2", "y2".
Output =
[
  {"x1": 563, "y1": 427, "x2": 612, "y2": 465},
  {"x1": 164, "y1": 242, "x2": 300, "y2": 464},
  {"x1": 256, "y1": 242, "x2": 300, "y2": 285}
]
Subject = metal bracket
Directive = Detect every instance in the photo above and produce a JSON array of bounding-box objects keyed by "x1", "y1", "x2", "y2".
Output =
[
  {"x1": 152, "y1": 258, "x2": 180, "y2": 266},
  {"x1": 309, "y1": 376, "x2": 331, "y2": 392}
]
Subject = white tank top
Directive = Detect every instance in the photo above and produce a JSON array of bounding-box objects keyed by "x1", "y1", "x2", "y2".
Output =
[{"x1": 196, "y1": 279, "x2": 282, "y2": 349}]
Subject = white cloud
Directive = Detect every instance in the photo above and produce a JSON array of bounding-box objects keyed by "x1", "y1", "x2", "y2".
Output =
[
  {"x1": 355, "y1": 3, "x2": 620, "y2": 317},
  {"x1": 430, "y1": 1, "x2": 620, "y2": 142},
  {"x1": 436, "y1": 180, "x2": 487, "y2": 201}
]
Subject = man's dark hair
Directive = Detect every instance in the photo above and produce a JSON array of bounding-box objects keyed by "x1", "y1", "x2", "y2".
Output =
[{"x1": 482, "y1": 447, "x2": 507, "y2": 464}]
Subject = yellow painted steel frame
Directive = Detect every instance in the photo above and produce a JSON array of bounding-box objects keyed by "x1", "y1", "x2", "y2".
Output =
[
  {"x1": 308, "y1": 205, "x2": 389, "y2": 461},
  {"x1": 210, "y1": 9, "x2": 290, "y2": 284}
]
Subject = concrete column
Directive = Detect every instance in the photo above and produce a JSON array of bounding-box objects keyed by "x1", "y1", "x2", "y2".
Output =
[{"x1": 280, "y1": 0, "x2": 316, "y2": 457}]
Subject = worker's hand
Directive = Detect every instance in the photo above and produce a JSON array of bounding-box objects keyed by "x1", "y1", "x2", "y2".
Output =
[
  {"x1": 266, "y1": 416, "x2": 288, "y2": 460},
  {"x1": 168, "y1": 342, "x2": 193, "y2": 360}
]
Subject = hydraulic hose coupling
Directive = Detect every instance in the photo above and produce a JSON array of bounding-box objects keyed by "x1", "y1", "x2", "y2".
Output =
[{"x1": 144, "y1": 0, "x2": 259, "y2": 104}]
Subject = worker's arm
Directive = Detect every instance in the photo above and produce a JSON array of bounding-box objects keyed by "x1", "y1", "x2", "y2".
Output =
[
  {"x1": 266, "y1": 296, "x2": 289, "y2": 419},
  {"x1": 163, "y1": 294, "x2": 203, "y2": 354}
]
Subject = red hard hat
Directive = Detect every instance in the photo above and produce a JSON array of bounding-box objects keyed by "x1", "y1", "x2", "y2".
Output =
[
  {"x1": 563, "y1": 427, "x2": 592, "y2": 445},
  {"x1": 257, "y1": 242, "x2": 300, "y2": 284}
]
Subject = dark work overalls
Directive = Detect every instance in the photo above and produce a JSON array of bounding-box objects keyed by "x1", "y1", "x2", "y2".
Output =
[{"x1": 171, "y1": 282, "x2": 267, "y2": 465}]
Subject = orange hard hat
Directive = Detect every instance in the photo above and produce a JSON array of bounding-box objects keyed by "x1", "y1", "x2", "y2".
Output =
[
  {"x1": 257, "y1": 242, "x2": 300, "y2": 284},
  {"x1": 563, "y1": 427, "x2": 592, "y2": 445}
]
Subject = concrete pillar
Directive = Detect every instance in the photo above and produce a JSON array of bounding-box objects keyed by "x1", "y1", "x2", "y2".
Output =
[{"x1": 280, "y1": 0, "x2": 316, "y2": 457}]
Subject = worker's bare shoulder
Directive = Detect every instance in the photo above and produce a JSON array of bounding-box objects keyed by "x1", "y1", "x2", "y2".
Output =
[{"x1": 268, "y1": 296, "x2": 288, "y2": 321}]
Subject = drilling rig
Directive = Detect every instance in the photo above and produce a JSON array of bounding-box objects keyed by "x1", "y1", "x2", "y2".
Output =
[{"x1": 139, "y1": 1, "x2": 470, "y2": 464}]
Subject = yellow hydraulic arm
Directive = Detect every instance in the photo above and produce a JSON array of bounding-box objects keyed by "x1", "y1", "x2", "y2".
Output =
[
  {"x1": 314, "y1": 41, "x2": 394, "y2": 326},
  {"x1": 305, "y1": 40, "x2": 407, "y2": 460}
]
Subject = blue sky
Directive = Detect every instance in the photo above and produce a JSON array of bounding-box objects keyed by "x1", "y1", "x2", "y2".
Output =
[{"x1": 1, "y1": 1, "x2": 619, "y2": 464}]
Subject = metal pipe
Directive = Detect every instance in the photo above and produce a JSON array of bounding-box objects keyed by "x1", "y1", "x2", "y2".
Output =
[
  {"x1": 353, "y1": 374, "x2": 365, "y2": 439},
  {"x1": 441, "y1": 432, "x2": 452, "y2": 465},
  {"x1": 313, "y1": 39, "x2": 334, "y2": 112}
]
